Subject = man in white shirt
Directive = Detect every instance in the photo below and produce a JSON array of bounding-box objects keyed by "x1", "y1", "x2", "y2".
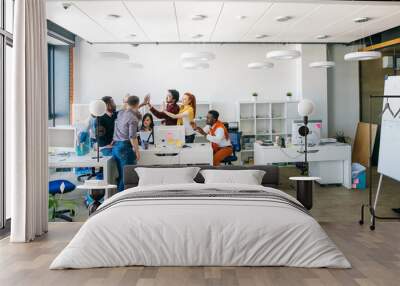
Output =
[{"x1": 195, "y1": 110, "x2": 233, "y2": 166}]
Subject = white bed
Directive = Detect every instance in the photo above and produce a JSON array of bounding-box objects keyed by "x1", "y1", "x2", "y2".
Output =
[{"x1": 50, "y1": 183, "x2": 350, "y2": 269}]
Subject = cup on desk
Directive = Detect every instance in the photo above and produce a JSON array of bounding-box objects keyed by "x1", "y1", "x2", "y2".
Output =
[{"x1": 141, "y1": 141, "x2": 149, "y2": 150}]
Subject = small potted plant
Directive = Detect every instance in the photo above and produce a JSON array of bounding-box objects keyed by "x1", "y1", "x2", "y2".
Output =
[
  {"x1": 252, "y1": 92, "x2": 258, "y2": 102},
  {"x1": 286, "y1": 92, "x2": 292, "y2": 101}
]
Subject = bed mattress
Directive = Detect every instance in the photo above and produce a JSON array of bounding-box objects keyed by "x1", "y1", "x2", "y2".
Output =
[{"x1": 50, "y1": 183, "x2": 350, "y2": 269}]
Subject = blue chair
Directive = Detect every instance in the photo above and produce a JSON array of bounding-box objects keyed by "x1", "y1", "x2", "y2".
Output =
[
  {"x1": 49, "y1": 180, "x2": 77, "y2": 222},
  {"x1": 222, "y1": 131, "x2": 242, "y2": 165}
]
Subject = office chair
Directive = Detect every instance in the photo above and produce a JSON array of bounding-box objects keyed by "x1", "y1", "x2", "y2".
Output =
[
  {"x1": 222, "y1": 131, "x2": 242, "y2": 165},
  {"x1": 49, "y1": 180, "x2": 77, "y2": 222}
]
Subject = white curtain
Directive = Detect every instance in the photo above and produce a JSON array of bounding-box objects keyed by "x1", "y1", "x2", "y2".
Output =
[{"x1": 10, "y1": 0, "x2": 48, "y2": 242}]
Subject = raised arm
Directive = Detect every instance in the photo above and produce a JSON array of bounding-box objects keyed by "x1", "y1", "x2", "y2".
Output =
[{"x1": 164, "y1": 110, "x2": 187, "y2": 119}]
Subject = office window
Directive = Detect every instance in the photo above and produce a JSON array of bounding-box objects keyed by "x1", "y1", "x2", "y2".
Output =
[
  {"x1": 1, "y1": 0, "x2": 14, "y2": 230},
  {"x1": 48, "y1": 45, "x2": 71, "y2": 126},
  {"x1": 5, "y1": 0, "x2": 13, "y2": 33}
]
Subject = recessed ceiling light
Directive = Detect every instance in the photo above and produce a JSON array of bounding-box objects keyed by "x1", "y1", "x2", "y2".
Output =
[
  {"x1": 353, "y1": 17, "x2": 370, "y2": 23},
  {"x1": 128, "y1": 62, "x2": 144, "y2": 69},
  {"x1": 236, "y1": 15, "x2": 247, "y2": 20},
  {"x1": 129, "y1": 34, "x2": 137, "y2": 38},
  {"x1": 316, "y1": 35, "x2": 329, "y2": 40},
  {"x1": 107, "y1": 14, "x2": 121, "y2": 20},
  {"x1": 255, "y1": 34, "x2": 268, "y2": 39},
  {"x1": 191, "y1": 34, "x2": 203, "y2": 39},
  {"x1": 191, "y1": 14, "x2": 207, "y2": 21},
  {"x1": 275, "y1": 16, "x2": 291, "y2": 22}
]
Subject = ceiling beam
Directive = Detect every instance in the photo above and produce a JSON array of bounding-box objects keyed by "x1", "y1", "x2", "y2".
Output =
[{"x1": 362, "y1": 38, "x2": 400, "y2": 51}]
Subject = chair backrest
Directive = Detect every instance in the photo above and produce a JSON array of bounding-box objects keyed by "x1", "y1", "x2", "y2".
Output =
[{"x1": 229, "y1": 131, "x2": 241, "y2": 152}]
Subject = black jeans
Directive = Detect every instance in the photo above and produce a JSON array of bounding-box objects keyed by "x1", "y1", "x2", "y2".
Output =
[{"x1": 185, "y1": 134, "x2": 195, "y2": 143}]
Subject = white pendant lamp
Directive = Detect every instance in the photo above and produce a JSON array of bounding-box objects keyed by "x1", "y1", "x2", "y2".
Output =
[
  {"x1": 266, "y1": 50, "x2": 301, "y2": 60},
  {"x1": 309, "y1": 61, "x2": 335, "y2": 68},
  {"x1": 182, "y1": 62, "x2": 209, "y2": 70},
  {"x1": 181, "y1": 52, "x2": 215, "y2": 62},
  {"x1": 248, "y1": 62, "x2": 274, "y2": 69},
  {"x1": 344, "y1": 51, "x2": 382, "y2": 61}
]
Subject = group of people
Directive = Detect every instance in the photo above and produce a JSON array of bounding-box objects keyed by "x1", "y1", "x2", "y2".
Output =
[{"x1": 92, "y1": 89, "x2": 233, "y2": 192}]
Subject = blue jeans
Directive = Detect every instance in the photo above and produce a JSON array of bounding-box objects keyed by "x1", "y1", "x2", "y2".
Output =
[{"x1": 112, "y1": 141, "x2": 136, "y2": 192}]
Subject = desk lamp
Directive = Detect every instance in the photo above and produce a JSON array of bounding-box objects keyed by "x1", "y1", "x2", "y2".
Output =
[
  {"x1": 89, "y1": 100, "x2": 107, "y2": 162},
  {"x1": 297, "y1": 99, "x2": 315, "y2": 175}
]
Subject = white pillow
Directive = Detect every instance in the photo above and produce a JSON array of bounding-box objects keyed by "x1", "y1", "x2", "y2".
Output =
[
  {"x1": 136, "y1": 167, "x2": 200, "y2": 186},
  {"x1": 200, "y1": 169, "x2": 266, "y2": 185}
]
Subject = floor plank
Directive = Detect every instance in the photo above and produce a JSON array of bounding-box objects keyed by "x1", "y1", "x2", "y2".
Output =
[{"x1": 1, "y1": 222, "x2": 400, "y2": 286}]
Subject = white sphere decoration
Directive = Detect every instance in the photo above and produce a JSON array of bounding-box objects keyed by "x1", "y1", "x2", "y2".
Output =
[
  {"x1": 89, "y1": 100, "x2": 107, "y2": 117},
  {"x1": 298, "y1": 99, "x2": 315, "y2": 116}
]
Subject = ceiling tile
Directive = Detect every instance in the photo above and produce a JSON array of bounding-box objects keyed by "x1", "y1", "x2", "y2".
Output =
[
  {"x1": 74, "y1": 1, "x2": 149, "y2": 42},
  {"x1": 47, "y1": 1, "x2": 117, "y2": 42},
  {"x1": 124, "y1": 1, "x2": 178, "y2": 41},
  {"x1": 175, "y1": 1, "x2": 223, "y2": 42},
  {"x1": 211, "y1": 2, "x2": 273, "y2": 42}
]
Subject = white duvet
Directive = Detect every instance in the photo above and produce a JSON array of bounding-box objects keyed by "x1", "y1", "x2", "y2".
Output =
[{"x1": 50, "y1": 183, "x2": 351, "y2": 269}]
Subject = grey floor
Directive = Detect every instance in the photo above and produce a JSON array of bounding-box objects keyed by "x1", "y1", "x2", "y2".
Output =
[{"x1": 55, "y1": 166, "x2": 400, "y2": 223}]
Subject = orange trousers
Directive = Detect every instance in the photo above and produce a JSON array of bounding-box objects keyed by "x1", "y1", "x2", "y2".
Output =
[{"x1": 213, "y1": 146, "x2": 233, "y2": 166}]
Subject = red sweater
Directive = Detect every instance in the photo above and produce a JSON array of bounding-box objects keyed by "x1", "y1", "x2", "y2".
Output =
[{"x1": 150, "y1": 103, "x2": 180, "y2": 125}]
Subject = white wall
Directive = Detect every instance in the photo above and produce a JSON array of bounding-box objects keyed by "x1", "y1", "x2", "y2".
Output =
[
  {"x1": 74, "y1": 40, "x2": 329, "y2": 124},
  {"x1": 297, "y1": 44, "x2": 328, "y2": 137},
  {"x1": 327, "y1": 44, "x2": 360, "y2": 140}
]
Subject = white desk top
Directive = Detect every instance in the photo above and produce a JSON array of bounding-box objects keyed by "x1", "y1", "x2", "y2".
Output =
[
  {"x1": 289, "y1": 176, "x2": 321, "y2": 181},
  {"x1": 255, "y1": 142, "x2": 350, "y2": 149},
  {"x1": 139, "y1": 143, "x2": 211, "y2": 153},
  {"x1": 49, "y1": 152, "x2": 113, "y2": 168}
]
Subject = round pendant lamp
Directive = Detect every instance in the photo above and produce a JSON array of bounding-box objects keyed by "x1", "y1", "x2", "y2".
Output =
[
  {"x1": 266, "y1": 50, "x2": 301, "y2": 60},
  {"x1": 344, "y1": 51, "x2": 381, "y2": 61},
  {"x1": 182, "y1": 62, "x2": 209, "y2": 70},
  {"x1": 309, "y1": 61, "x2": 335, "y2": 68},
  {"x1": 248, "y1": 62, "x2": 274, "y2": 69},
  {"x1": 181, "y1": 52, "x2": 215, "y2": 62}
]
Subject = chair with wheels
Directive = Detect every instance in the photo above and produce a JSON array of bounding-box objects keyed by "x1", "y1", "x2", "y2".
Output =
[
  {"x1": 48, "y1": 180, "x2": 77, "y2": 222},
  {"x1": 222, "y1": 131, "x2": 242, "y2": 165}
]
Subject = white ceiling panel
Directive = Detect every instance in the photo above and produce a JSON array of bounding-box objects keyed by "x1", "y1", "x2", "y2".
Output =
[
  {"x1": 46, "y1": 1, "x2": 116, "y2": 42},
  {"x1": 124, "y1": 1, "x2": 178, "y2": 41},
  {"x1": 46, "y1": 1, "x2": 400, "y2": 44},
  {"x1": 211, "y1": 2, "x2": 273, "y2": 42},
  {"x1": 175, "y1": 1, "x2": 223, "y2": 42},
  {"x1": 74, "y1": 1, "x2": 149, "y2": 42}
]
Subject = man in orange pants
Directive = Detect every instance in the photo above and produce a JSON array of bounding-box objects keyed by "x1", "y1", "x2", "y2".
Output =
[{"x1": 195, "y1": 110, "x2": 233, "y2": 166}]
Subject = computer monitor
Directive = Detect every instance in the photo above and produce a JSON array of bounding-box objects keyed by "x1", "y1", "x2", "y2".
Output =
[
  {"x1": 291, "y1": 120, "x2": 322, "y2": 146},
  {"x1": 154, "y1": 125, "x2": 185, "y2": 147},
  {"x1": 49, "y1": 126, "x2": 76, "y2": 152}
]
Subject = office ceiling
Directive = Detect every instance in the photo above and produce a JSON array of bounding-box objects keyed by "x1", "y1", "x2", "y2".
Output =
[{"x1": 46, "y1": 1, "x2": 400, "y2": 43}]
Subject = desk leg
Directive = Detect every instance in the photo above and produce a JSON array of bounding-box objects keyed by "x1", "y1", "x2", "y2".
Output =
[{"x1": 296, "y1": 180, "x2": 313, "y2": 210}]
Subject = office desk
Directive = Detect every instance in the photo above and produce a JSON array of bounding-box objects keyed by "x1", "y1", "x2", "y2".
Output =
[
  {"x1": 48, "y1": 153, "x2": 117, "y2": 198},
  {"x1": 139, "y1": 143, "x2": 213, "y2": 165},
  {"x1": 254, "y1": 143, "x2": 352, "y2": 189}
]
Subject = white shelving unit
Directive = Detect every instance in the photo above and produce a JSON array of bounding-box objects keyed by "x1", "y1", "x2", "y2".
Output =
[{"x1": 236, "y1": 100, "x2": 300, "y2": 164}]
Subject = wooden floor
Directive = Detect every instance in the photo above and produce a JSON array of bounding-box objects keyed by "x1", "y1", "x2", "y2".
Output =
[{"x1": 1, "y1": 222, "x2": 400, "y2": 286}]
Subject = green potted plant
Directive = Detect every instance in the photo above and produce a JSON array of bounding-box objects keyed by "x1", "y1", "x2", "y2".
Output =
[
  {"x1": 286, "y1": 92, "x2": 292, "y2": 101},
  {"x1": 252, "y1": 92, "x2": 258, "y2": 102}
]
